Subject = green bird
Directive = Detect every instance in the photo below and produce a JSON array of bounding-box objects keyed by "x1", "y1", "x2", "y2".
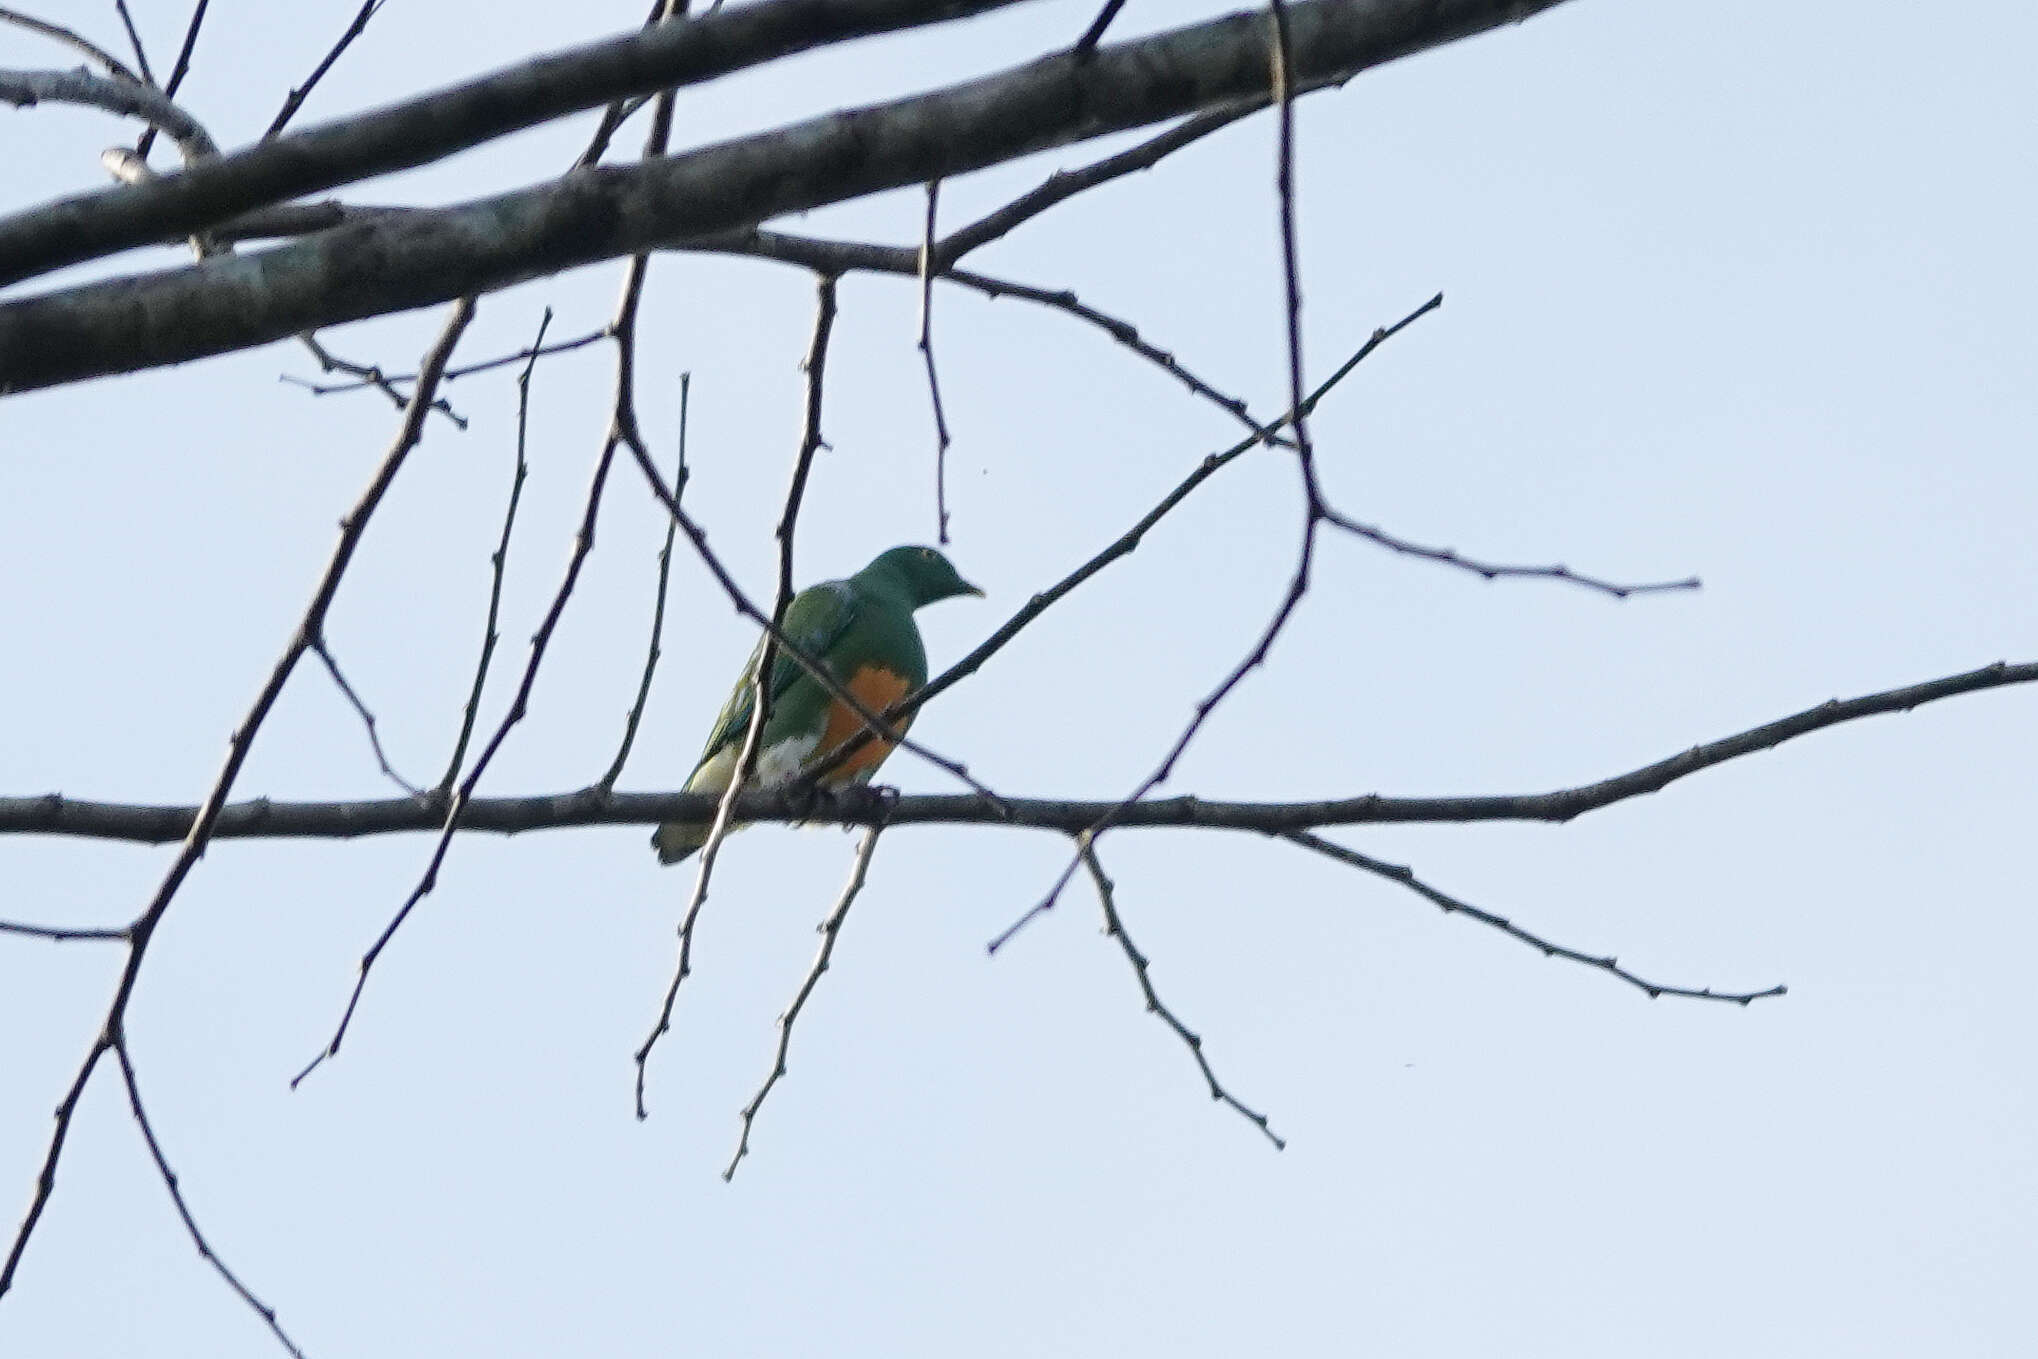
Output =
[{"x1": 652, "y1": 545, "x2": 983, "y2": 865}]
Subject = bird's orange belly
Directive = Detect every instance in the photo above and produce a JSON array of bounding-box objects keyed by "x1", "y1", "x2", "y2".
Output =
[{"x1": 817, "y1": 666, "x2": 916, "y2": 784}]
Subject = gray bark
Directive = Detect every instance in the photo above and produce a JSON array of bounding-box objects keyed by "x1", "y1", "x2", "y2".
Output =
[{"x1": 0, "y1": 0, "x2": 1568, "y2": 395}]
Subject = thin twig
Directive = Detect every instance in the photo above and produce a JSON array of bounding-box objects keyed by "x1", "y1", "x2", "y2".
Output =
[
  {"x1": 724, "y1": 826, "x2": 883, "y2": 1179},
  {"x1": 1071, "y1": 0, "x2": 1128, "y2": 56},
  {"x1": 297, "y1": 370, "x2": 617, "y2": 1089},
  {"x1": 289, "y1": 332, "x2": 467, "y2": 428},
  {"x1": 601, "y1": 370, "x2": 690, "y2": 790},
  {"x1": 113, "y1": 1046, "x2": 304, "y2": 1358},
  {"x1": 110, "y1": 1, "x2": 152, "y2": 81},
  {"x1": 440, "y1": 307, "x2": 550, "y2": 793},
  {"x1": 0, "y1": 296, "x2": 474, "y2": 1318},
  {"x1": 719, "y1": 232, "x2": 1264, "y2": 440},
  {"x1": 0, "y1": 917, "x2": 128, "y2": 941},
  {"x1": 263, "y1": 0, "x2": 383, "y2": 140},
  {"x1": 300, "y1": 78, "x2": 689, "y2": 1087},
  {"x1": 312, "y1": 637, "x2": 425, "y2": 797},
  {"x1": 1285, "y1": 831, "x2": 1786, "y2": 1005},
  {"x1": 916, "y1": 182, "x2": 954, "y2": 542},
  {"x1": 1319, "y1": 506, "x2": 1700, "y2": 598},
  {"x1": 1082, "y1": 835, "x2": 1283, "y2": 1147},
  {"x1": 990, "y1": 0, "x2": 1320, "y2": 952},
  {"x1": 285, "y1": 325, "x2": 603, "y2": 395},
  {"x1": 135, "y1": 0, "x2": 210, "y2": 161},
  {"x1": 575, "y1": 0, "x2": 683, "y2": 169},
  {"x1": 637, "y1": 276, "x2": 838, "y2": 1117},
  {"x1": 803, "y1": 296, "x2": 1444, "y2": 789}
]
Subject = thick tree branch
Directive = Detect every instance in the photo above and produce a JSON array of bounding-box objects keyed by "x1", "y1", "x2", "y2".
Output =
[
  {"x1": 0, "y1": 0, "x2": 1035, "y2": 287},
  {"x1": 0, "y1": 0, "x2": 1573, "y2": 393},
  {"x1": 5, "y1": 659, "x2": 2030, "y2": 845}
]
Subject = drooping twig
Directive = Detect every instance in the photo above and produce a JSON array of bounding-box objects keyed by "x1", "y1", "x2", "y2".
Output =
[
  {"x1": 724, "y1": 826, "x2": 883, "y2": 1180},
  {"x1": 298, "y1": 402, "x2": 617, "y2": 1090},
  {"x1": 600, "y1": 369, "x2": 690, "y2": 790},
  {"x1": 637, "y1": 276, "x2": 838, "y2": 1118},
  {"x1": 311, "y1": 637, "x2": 426, "y2": 797},
  {"x1": 1319, "y1": 505, "x2": 1700, "y2": 598},
  {"x1": 0, "y1": 296, "x2": 474, "y2": 1326},
  {"x1": 300, "y1": 78, "x2": 689, "y2": 1088},
  {"x1": 1081, "y1": 835, "x2": 1283, "y2": 1148},
  {"x1": 134, "y1": 0, "x2": 211, "y2": 161},
  {"x1": 717, "y1": 232, "x2": 1264, "y2": 441},
  {"x1": 916, "y1": 182, "x2": 954, "y2": 543},
  {"x1": 1285, "y1": 831, "x2": 1786, "y2": 1005},
  {"x1": 262, "y1": 0, "x2": 385, "y2": 140},
  {"x1": 440, "y1": 308, "x2": 551, "y2": 793},
  {"x1": 113, "y1": 1046, "x2": 304, "y2": 1358}
]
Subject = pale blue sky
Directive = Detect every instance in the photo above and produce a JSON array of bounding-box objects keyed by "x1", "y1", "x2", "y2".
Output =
[{"x1": 3, "y1": 2, "x2": 2035, "y2": 1355}]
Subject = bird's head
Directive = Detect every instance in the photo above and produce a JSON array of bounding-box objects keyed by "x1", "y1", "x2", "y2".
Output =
[{"x1": 861, "y1": 545, "x2": 984, "y2": 608}]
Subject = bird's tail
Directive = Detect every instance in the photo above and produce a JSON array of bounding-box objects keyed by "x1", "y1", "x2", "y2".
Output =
[{"x1": 651, "y1": 821, "x2": 706, "y2": 865}]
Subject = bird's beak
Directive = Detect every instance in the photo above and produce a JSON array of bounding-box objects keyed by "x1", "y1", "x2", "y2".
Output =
[{"x1": 960, "y1": 579, "x2": 985, "y2": 598}]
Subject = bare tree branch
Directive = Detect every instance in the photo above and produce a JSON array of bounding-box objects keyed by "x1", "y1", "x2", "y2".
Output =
[
  {"x1": 288, "y1": 331, "x2": 467, "y2": 428},
  {"x1": 805, "y1": 294, "x2": 1444, "y2": 787},
  {"x1": 113, "y1": 1046, "x2": 304, "y2": 1358},
  {"x1": 0, "y1": 0, "x2": 1040, "y2": 286},
  {"x1": 263, "y1": 0, "x2": 385, "y2": 141},
  {"x1": 992, "y1": 1, "x2": 1322, "y2": 952},
  {"x1": 0, "y1": 0, "x2": 1575, "y2": 392},
  {"x1": 1072, "y1": 0, "x2": 1129, "y2": 55},
  {"x1": 724, "y1": 826, "x2": 884, "y2": 1180},
  {"x1": 915, "y1": 182, "x2": 954, "y2": 543},
  {"x1": 1082, "y1": 835, "x2": 1283, "y2": 1148},
  {"x1": 1284, "y1": 831, "x2": 1786, "y2": 1003},
  {"x1": 133, "y1": 0, "x2": 210, "y2": 162},
  {"x1": 0, "y1": 917, "x2": 127, "y2": 942},
  {"x1": 109, "y1": 1, "x2": 153, "y2": 82},
  {"x1": 311, "y1": 637, "x2": 427, "y2": 798},
  {"x1": 599, "y1": 369, "x2": 690, "y2": 790},
  {"x1": 9, "y1": 659, "x2": 2031, "y2": 845},
  {"x1": 0, "y1": 293, "x2": 475, "y2": 1318},
  {"x1": 636, "y1": 276, "x2": 840, "y2": 1115},
  {"x1": 716, "y1": 230, "x2": 1266, "y2": 441},
  {"x1": 440, "y1": 308, "x2": 551, "y2": 792}
]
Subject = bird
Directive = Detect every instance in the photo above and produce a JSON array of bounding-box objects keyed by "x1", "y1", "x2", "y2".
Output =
[{"x1": 652, "y1": 545, "x2": 983, "y2": 865}]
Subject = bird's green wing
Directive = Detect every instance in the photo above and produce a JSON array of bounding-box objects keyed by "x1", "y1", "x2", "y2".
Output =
[{"x1": 690, "y1": 581, "x2": 858, "y2": 776}]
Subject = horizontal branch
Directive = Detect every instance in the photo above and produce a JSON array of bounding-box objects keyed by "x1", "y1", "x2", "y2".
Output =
[
  {"x1": 5, "y1": 659, "x2": 2029, "y2": 844},
  {"x1": 0, "y1": 0, "x2": 1572, "y2": 393}
]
